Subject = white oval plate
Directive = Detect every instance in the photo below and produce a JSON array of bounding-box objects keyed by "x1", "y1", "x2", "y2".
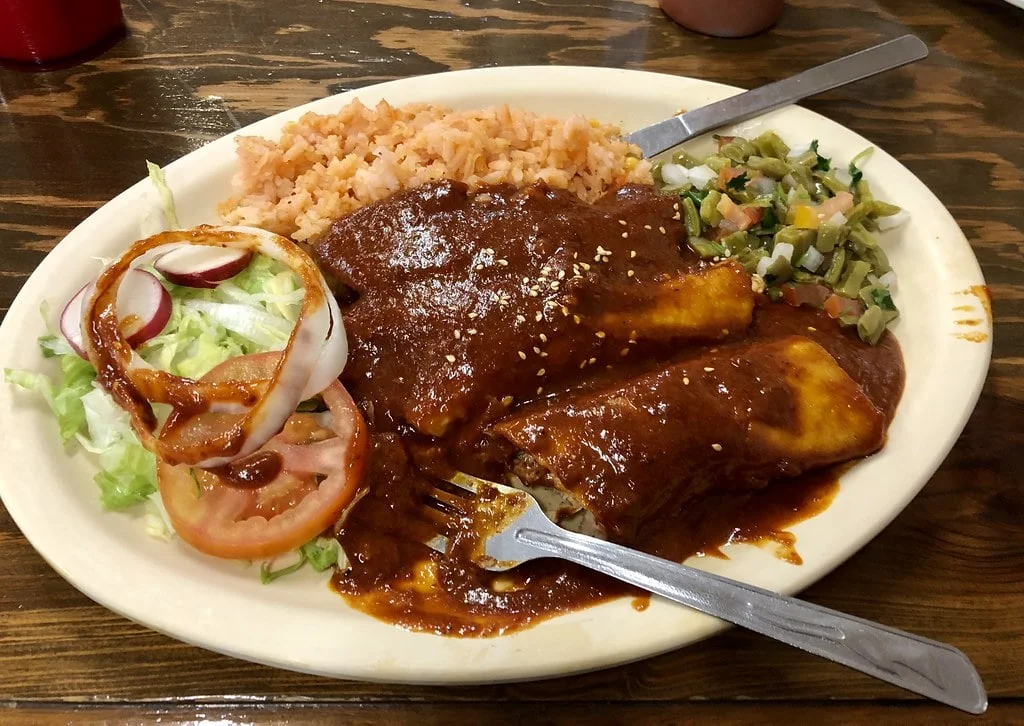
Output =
[{"x1": 0, "y1": 66, "x2": 992, "y2": 684}]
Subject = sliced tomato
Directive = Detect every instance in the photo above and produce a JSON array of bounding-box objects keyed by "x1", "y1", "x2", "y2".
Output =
[{"x1": 157, "y1": 353, "x2": 369, "y2": 560}]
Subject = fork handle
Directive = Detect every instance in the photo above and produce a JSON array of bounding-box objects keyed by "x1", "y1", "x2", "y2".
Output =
[{"x1": 517, "y1": 526, "x2": 987, "y2": 715}]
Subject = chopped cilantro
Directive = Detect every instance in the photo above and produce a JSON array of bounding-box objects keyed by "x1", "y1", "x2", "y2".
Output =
[
  {"x1": 725, "y1": 172, "x2": 748, "y2": 192},
  {"x1": 810, "y1": 140, "x2": 831, "y2": 172}
]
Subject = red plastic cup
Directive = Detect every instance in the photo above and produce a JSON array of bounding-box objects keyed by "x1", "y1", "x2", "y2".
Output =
[{"x1": 0, "y1": 0, "x2": 125, "y2": 71}]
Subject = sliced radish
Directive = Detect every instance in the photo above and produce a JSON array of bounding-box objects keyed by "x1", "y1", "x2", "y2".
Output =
[
  {"x1": 60, "y1": 283, "x2": 92, "y2": 358},
  {"x1": 155, "y1": 246, "x2": 253, "y2": 289},
  {"x1": 115, "y1": 269, "x2": 172, "y2": 347}
]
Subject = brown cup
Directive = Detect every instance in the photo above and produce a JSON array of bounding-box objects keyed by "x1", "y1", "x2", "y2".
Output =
[{"x1": 658, "y1": 0, "x2": 785, "y2": 38}]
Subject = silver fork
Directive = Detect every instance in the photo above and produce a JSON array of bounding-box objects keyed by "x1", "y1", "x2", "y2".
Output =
[{"x1": 424, "y1": 473, "x2": 987, "y2": 715}]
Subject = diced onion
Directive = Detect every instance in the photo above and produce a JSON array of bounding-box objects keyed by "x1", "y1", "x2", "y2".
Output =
[
  {"x1": 686, "y1": 164, "x2": 717, "y2": 190},
  {"x1": 772, "y1": 242, "x2": 795, "y2": 263},
  {"x1": 798, "y1": 246, "x2": 825, "y2": 272},
  {"x1": 660, "y1": 163, "x2": 689, "y2": 188},
  {"x1": 878, "y1": 270, "x2": 898, "y2": 290},
  {"x1": 748, "y1": 176, "x2": 777, "y2": 197},
  {"x1": 827, "y1": 211, "x2": 847, "y2": 227},
  {"x1": 756, "y1": 256, "x2": 772, "y2": 277}
]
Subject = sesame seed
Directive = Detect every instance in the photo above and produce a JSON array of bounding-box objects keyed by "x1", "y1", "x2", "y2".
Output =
[
  {"x1": 627, "y1": 270, "x2": 635, "y2": 277},
  {"x1": 533, "y1": 346, "x2": 541, "y2": 354},
  {"x1": 588, "y1": 357, "x2": 597, "y2": 365},
  {"x1": 445, "y1": 354, "x2": 456, "y2": 363},
  {"x1": 712, "y1": 443, "x2": 723, "y2": 452},
  {"x1": 454, "y1": 330, "x2": 461, "y2": 339},
  {"x1": 490, "y1": 292, "x2": 499, "y2": 301},
  {"x1": 618, "y1": 219, "x2": 627, "y2": 226},
  {"x1": 561, "y1": 306, "x2": 569, "y2": 316},
  {"x1": 621, "y1": 232, "x2": 629, "y2": 239},
  {"x1": 522, "y1": 276, "x2": 530, "y2": 284},
  {"x1": 518, "y1": 351, "x2": 527, "y2": 360},
  {"x1": 551, "y1": 280, "x2": 560, "y2": 290},
  {"x1": 594, "y1": 254, "x2": 602, "y2": 262},
  {"x1": 597, "y1": 246, "x2": 612, "y2": 256},
  {"x1": 483, "y1": 247, "x2": 494, "y2": 254},
  {"x1": 497, "y1": 259, "x2": 509, "y2": 266},
  {"x1": 467, "y1": 328, "x2": 477, "y2": 335},
  {"x1": 537, "y1": 368, "x2": 546, "y2": 376},
  {"x1": 468, "y1": 312, "x2": 478, "y2": 319},
  {"x1": 808, "y1": 326, "x2": 817, "y2": 332},
  {"x1": 501, "y1": 395, "x2": 514, "y2": 406},
  {"x1": 683, "y1": 377, "x2": 690, "y2": 385},
  {"x1": 475, "y1": 264, "x2": 484, "y2": 270},
  {"x1": 712, "y1": 256, "x2": 720, "y2": 263},
  {"x1": 542, "y1": 266, "x2": 552, "y2": 274},
  {"x1": 536, "y1": 386, "x2": 544, "y2": 395},
  {"x1": 516, "y1": 314, "x2": 526, "y2": 323},
  {"x1": 595, "y1": 331, "x2": 606, "y2": 339},
  {"x1": 573, "y1": 251, "x2": 578, "y2": 259},
  {"x1": 658, "y1": 226, "x2": 666, "y2": 234},
  {"x1": 579, "y1": 360, "x2": 587, "y2": 369},
  {"x1": 580, "y1": 262, "x2": 591, "y2": 271},
  {"x1": 539, "y1": 333, "x2": 548, "y2": 343},
  {"x1": 540, "y1": 351, "x2": 548, "y2": 357},
  {"x1": 673, "y1": 202, "x2": 679, "y2": 210},
  {"x1": 620, "y1": 348, "x2": 630, "y2": 356},
  {"x1": 630, "y1": 329, "x2": 637, "y2": 339},
  {"x1": 643, "y1": 224, "x2": 652, "y2": 230},
  {"x1": 630, "y1": 250, "x2": 637, "y2": 258},
  {"x1": 573, "y1": 315, "x2": 581, "y2": 324},
  {"x1": 558, "y1": 269, "x2": 566, "y2": 280},
  {"x1": 528, "y1": 290, "x2": 539, "y2": 297},
  {"x1": 672, "y1": 213, "x2": 681, "y2": 220},
  {"x1": 535, "y1": 311, "x2": 543, "y2": 322},
  {"x1": 704, "y1": 367, "x2": 715, "y2": 372}
]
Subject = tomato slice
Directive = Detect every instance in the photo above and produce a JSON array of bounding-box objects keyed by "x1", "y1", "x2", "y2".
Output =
[{"x1": 157, "y1": 353, "x2": 369, "y2": 560}]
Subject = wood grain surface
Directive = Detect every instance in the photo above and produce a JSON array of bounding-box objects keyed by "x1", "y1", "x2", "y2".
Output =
[{"x1": 1, "y1": 0, "x2": 1022, "y2": 723}]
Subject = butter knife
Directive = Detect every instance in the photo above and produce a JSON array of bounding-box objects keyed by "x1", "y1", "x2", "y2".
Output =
[{"x1": 626, "y1": 34, "x2": 928, "y2": 158}]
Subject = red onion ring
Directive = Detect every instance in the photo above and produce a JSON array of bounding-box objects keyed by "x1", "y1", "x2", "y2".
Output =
[{"x1": 81, "y1": 225, "x2": 348, "y2": 468}]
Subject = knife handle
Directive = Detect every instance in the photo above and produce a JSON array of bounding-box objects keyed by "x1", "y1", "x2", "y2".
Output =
[{"x1": 629, "y1": 35, "x2": 928, "y2": 157}]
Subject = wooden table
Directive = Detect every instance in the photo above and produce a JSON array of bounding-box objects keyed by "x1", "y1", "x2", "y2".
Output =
[{"x1": 2, "y1": 0, "x2": 1022, "y2": 723}]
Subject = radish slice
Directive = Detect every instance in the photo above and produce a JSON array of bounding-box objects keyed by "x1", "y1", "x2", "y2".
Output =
[
  {"x1": 80, "y1": 225, "x2": 348, "y2": 470},
  {"x1": 155, "y1": 246, "x2": 253, "y2": 289},
  {"x1": 115, "y1": 269, "x2": 172, "y2": 347},
  {"x1": 60, "y1": 283, "x2": 92, "y2": 358}
]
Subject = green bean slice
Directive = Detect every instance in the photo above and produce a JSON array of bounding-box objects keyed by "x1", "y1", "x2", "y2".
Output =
[{"x1": 681, "y1": 196, "x2": 702, "y2": 238}]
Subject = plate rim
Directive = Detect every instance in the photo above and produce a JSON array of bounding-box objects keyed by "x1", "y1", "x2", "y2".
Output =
[{"x1": 0, "y1": 64, "x2": 992, "y2": 684}]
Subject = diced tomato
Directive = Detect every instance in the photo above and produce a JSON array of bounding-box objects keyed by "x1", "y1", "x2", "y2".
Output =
[
  {"x1": 717, "y1": 166, "x2": 746, "y2": 189},
  {"x1": 157, "y1": 352, "x2": 369, "y2": 560},
  {"x1": 781, "y1": 283, "x2": 832, "y2": 308},
  {"x1": 823, "y1": 294, "x2": 864, "y2": 319},
  {"x1": 716, "y1": 194, "x2": 754, "y2": 231},
  {"x1": 742, "y1": 205, "x2": 764, "y2": 227},
  {"x1": 816, "y1": 191, "x2": 855, "y2": 220}
]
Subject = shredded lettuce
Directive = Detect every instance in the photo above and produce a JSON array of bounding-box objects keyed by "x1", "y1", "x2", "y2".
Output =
[
  {"x1": 4, "y1": 164, "x2": 313, "y2": 575},
  {"x1": 6, "y1": 252, "x2": 300, "y2": 513},
  {"x1": 259, "y1": 537, "x2": 340, "y2": 584},
  {"x1": 146, "y1": 161, "x2": 179, "y2": 229}
]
